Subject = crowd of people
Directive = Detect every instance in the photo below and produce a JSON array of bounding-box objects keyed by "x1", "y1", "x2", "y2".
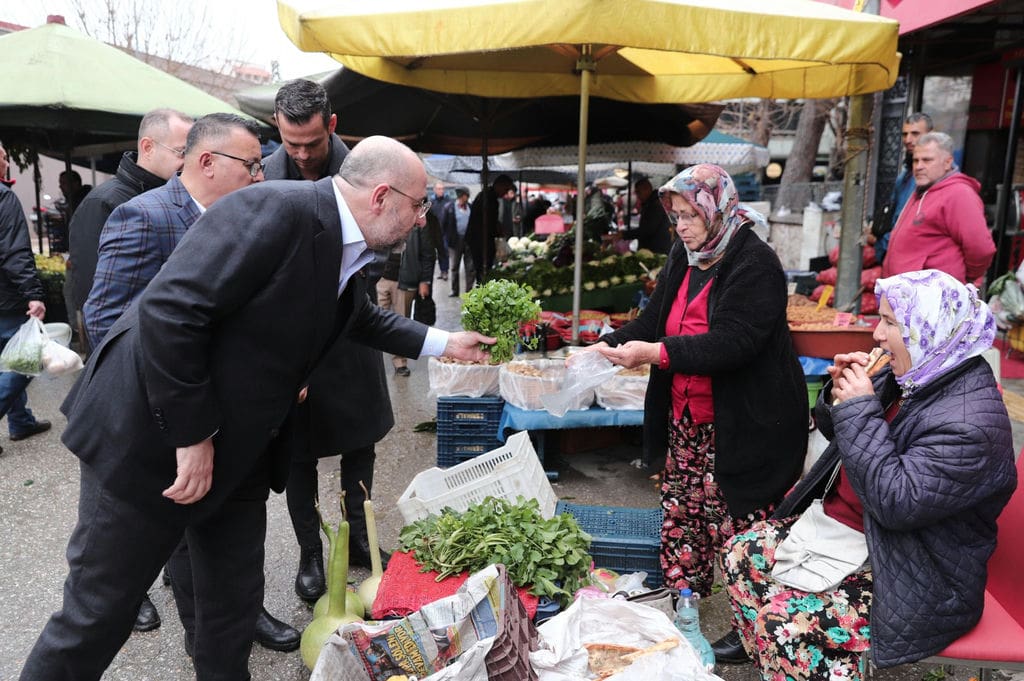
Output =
[{"x1": 0, "y1": 87, "x2": 1018, "y2": 681}]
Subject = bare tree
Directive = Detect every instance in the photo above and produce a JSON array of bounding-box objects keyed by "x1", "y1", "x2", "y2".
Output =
[{"x1": 775, "y1": 98, "x2": 838, "y2": 212}]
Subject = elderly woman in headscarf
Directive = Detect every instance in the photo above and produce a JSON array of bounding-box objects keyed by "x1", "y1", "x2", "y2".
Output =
[
  {"x1": 591, "y1": 164, "x2": 808, "y2": 596},
  {"x1": 715, "y1": 269, "x2": 1017, "y2": 681}
]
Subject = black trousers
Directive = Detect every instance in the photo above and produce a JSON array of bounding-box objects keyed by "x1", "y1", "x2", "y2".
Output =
[
  {"x1": 20, "y1": 462, "x2": 268, "y2": 681},
  {"x1": 286, "y1": 445, "x2": 377, "y2": 550}
]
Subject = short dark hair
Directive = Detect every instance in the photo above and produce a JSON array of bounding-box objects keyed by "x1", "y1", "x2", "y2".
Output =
[
  {"x1": 275, "y1": 79, "x2": 332, "y2": 128},
  {"x1": 493, "y1": 174, "x2": 514, "y2": 194},
  {"x1": 456, "y1": 187, "x2": 470, "y2": 197},
  {"x1": 60, "y1": 170, "x2": 82, "y2": 184},
  {"x1": 184, "y1": 113, "x2": 261, "y2": 156},
  {"x1": 905, "y1": 112, "x2": 933, "y2": 130}
]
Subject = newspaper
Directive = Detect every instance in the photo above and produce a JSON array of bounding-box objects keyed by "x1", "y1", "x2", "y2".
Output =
[{"x1": 312, "y1": 565, "x2": 509, "y2": 681}]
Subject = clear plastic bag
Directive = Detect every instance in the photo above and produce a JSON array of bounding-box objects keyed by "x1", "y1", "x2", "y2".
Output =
[
  {"x1": 41, "y1": 340, "x2": 84, "y2": 376},
  {"x1": 0, "y1": 317, "x2": 49, "y2": 376},
  {"x1": 540, "y1": 352, "x2": 619, "y2": 417}
]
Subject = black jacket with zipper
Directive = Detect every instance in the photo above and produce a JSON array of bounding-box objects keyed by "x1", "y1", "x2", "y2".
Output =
[{"x1": 0, "y1": 181, "x2": 45, "y2": 314}]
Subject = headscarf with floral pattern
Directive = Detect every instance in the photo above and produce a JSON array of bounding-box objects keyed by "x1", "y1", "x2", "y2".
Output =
[
  {"x1": 658, "y1": 163, "x2": 768, "y2": 266},
  {"x1": 875, "y1": 269, "x2": 996, "y2": 394}
]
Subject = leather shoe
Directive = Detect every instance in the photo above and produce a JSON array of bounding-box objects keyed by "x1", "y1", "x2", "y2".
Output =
[
  {"x1": 10, "y1": 420, "x2": 52, "y2": 441},
  {"x1": 254, "y1": 608, "x2": 300, "y2": 652},
  {"x1": 133, "y1": 595, "x2": 161, "y2": 632},
  {"x1": 349, "y1": 539, "x2": 391, "y2": 571},
  {"x1": 295, "y1": 546, "x2": 326, "y2": 602},
  {"x1": 448, "y1": 292, "x2": 460, "y2": 298},
  {"x1": 711, "y1": 630, "x2": 750, "y2": 664}
]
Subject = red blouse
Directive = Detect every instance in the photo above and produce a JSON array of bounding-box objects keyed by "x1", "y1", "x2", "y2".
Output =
[{"x1": 664, "y1": 268, "x2": 714, "y2": 424}]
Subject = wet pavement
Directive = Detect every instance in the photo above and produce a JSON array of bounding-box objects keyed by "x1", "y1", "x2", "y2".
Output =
[{"x1": 1, "y1": 284, "x2": 1020, "y2": 681}]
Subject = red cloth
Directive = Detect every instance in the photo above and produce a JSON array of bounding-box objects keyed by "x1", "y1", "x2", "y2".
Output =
[
  {"x1": 371, "y1": 550, "x2": 539, "y2": 620},
  {"x1": 665, "y1": 268, "x2": 714, "y2": 424}
]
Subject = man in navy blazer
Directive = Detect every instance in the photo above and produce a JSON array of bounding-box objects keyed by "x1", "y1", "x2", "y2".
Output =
[{"x1": 20, "y1": 136, "x2": 494, "y2": 680}]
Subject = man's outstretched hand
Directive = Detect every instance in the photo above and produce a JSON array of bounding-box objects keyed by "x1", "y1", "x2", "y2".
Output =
[{"x1": 443, "y1": 331, "x2": 496, "y2": 363}]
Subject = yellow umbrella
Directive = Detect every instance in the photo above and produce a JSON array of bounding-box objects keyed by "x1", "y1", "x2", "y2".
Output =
[{"x1": 279, "y1": 0, "x2": 900, "y2": 337}]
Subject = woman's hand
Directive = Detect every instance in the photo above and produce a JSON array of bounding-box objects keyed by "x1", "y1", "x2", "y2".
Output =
[
  {"x1": 829, "y1": 351, "x2": 876, "y2": 404},
  {"x1": 594, "y1": 340, "x2": 661, "y2": 369}
]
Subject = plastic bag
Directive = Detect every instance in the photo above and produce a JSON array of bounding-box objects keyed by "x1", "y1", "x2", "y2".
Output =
[
  {"x1": 1002, "y1": 280, "x2": 1024, "y2": 320},
  {"x1": 0, "y1": 317, "x2": 49, "y2": 376},
  {"x1": 540, "y1": 352, "x2": 619, "y2": 417},
  {"x1": 41, "y1": 340, "x2": 84, "y2": 376}
]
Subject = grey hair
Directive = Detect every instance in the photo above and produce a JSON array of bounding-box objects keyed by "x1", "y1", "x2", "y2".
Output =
[
  {"x1": 917, "y1": 131, "x2": 954, "y2": 156},
  {"x1": 138, "y1": 108, "x2": 193, "y2": 142}
]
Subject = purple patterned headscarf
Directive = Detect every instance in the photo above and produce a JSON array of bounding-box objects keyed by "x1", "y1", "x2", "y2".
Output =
[
  {"x1": 875, "y1": 269, "x2": 996, "y2": 394},
  {"x1": 659, "y1": 163, "x2": 768, "y2": 266}
]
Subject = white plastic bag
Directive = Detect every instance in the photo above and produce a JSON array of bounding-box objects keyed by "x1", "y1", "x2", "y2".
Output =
[
  {"x1": 0, "y1": 317, "x2": 49, "y2": 376},
  {"x1": 540, "y1": 352, "x2": 619, "y2": 417},
  {"x1": 41, "y1": 340, "x2": 84, "y2": 376}
]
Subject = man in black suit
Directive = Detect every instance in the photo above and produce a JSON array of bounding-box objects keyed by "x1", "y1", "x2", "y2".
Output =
[
  {"x1": 19, "y1": 136, "x2": 494, "y2": 681},
  {"x1": 262, "y1": 78, "x2": 394, "y2": 602}
]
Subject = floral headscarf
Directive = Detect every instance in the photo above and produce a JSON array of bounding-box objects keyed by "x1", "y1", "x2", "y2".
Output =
[
  {"x1": 874, "y1": 269, "x2": 996, "y2": 394},
  {"x1": 659, "y1": 163, "x2": 768, "y2": 266}
]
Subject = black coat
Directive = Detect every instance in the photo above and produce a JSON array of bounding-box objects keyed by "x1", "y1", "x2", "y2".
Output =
[
  {"x1": 60, "y1": 178, "x2": 426, "y2": 513},
  {"x1": 601, "y1": 228, "x2": 807, "y2": 516},
  {"x1": 263, "y1": 135, "x2": 394, "y2": 458},
  {"x1": 0, "y1": 182, "x2": 45, "y2": 313},
  {"x1": 67, "y1": 152, "x2": 166, "y2": 311},
  {"x1": 619, "y1": 193, "x2": 672, "y2": 254}
]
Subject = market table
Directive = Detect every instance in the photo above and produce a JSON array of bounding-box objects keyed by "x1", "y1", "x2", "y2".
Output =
[{"x1": 497, "y1": 403, "x2": 645, "y2": 479}]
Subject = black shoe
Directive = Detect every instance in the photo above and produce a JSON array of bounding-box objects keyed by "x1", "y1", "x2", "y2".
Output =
[
  {"x1": 711, "y1": 630, "x2": 750, "y2": 664},
  {"x1": 254, "y1": 608, "x2": 300, "y2": 652},
  {"x1": 349, "y1": 538, "x2": 391, "y2": 571},
  {"x1": 162, "y1": 567, "x2": 171, "y2": 586},
  {"x1": 448, "y1": 292, "x2": 460, "y2": 298},
  {"x1": 10, "y1": 420, "x2": 52, "y2": 441},
  {"x1": 295, "y1": 546, "x2": 326, "y2": 602},
  {"x1": 394, "y1": 366, "x2": 411, "y2": 377},
  {"x1": 184, "y1": 632, "x2": 194, "y2": 659},
  {"x1": 133, "y1": 595, "x2": 161, "y2": 632}
]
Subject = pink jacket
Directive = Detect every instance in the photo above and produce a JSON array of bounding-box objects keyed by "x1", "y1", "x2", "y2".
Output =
[{"x1": 882, "y1": 172, "x2": 994, "y2": 283}]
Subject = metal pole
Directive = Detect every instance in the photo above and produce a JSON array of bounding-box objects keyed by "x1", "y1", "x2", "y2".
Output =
[
  {"x1": 993, "y1": 66, "x2": 1024, "y2": 278},
  {"x1": 33, "y1": 158, "x2": 43, "y2": 253},
  {"x1": 836, "y1": 94, "x2": 873, "y2": 313},
  {"x1": 572, "y1": 46, "x2": 595, "y2": 345}
]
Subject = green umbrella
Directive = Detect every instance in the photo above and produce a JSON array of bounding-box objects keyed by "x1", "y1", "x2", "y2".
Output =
[{"x1": 0, "y1": 21, "x2": 257, "y2": 154}]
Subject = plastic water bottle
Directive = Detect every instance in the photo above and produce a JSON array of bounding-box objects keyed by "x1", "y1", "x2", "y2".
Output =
[{"x1": 674, "y1": 588, "x2": 716, "y2": 672}]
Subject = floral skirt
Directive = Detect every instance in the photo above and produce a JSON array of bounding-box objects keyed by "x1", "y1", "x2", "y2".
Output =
[
  {"x1": 721, "y1": 518, "x2": 873, "y2": 681},
  {"x1": 661, "y1": 409, "x2": 771, "y2": 596}
]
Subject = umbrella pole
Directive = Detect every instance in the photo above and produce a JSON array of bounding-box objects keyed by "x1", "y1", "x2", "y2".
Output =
[
  {"x1": 33, "y1": 158, "x2": 43, "y2": 253},
  {"x1": 573, "y1": 48, "x2": 595, "y2": 344}
]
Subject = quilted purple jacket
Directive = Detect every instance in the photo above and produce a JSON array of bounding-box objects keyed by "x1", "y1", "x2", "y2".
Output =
[{"x1": 806, "y1": 356, "x2": 1017, "y2": 667}]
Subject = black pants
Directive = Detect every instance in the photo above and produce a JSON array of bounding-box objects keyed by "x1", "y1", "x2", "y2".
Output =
[
  {"x1": 20, "y1": 462, "x2": 268, "y2": 681},
  {"x1": 286, "y1": 445, "x2": 376, "y2": 550}
]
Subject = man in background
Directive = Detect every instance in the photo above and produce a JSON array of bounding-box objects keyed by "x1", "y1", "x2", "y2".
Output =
[
  {"x1": 466, "y1": 173, "x2": 515, "y2": 283},
  {"x1": 443, "y1": 187, "x2": 474, "y2": 296},
  {"x1": 882, "y1": 131, "x2": 994, "y2": 284},
  {"x1": 872, "y1": 112, "x2": 933, "y2": 263},
  {"x1": 69, "y1": 108, "x2": 193, "y2": 356},
  {"x1": 0, "y1": 143, "x2": 50, "y2": 453},
  {"x1": 429, "y1": 181, "x2": 451, "y2": 281},
  {"x1": 617, "y1": 177, "x2": 672, "y2": 254}
]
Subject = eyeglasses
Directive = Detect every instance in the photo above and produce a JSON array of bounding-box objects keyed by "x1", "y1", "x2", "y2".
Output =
[
  {"x1": 154, "y1": 140, "x2": 185, "y2": 158},
  {"x1": 387, "y1": 184, "x2": 432, "y2": 219},
  {"x1": 666, "y1": 209, "x2": 703, "y2": 224},
  {"x1": 211, "y1": 151, "x2": 265, "y2": 178}
]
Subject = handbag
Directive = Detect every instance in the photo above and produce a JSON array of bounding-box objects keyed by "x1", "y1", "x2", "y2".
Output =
[
  {"x1": 625, "y1": 587, "x2": 676, "y2": 619},
  {"x1": 412, "y1": 293, "x2": 436, "y2": 326},
  {"x1": 771, "y1": 499, "x2": 868, "y2": 592}
]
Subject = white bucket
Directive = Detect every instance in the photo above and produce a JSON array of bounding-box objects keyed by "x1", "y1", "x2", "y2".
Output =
[{"x1": 44, "y1": 322, "x2": 72, "y2": 347}]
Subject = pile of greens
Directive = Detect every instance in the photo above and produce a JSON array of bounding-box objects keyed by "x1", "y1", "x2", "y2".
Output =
[
  {"x1": 460, "y1": 279, "x2": 541, "y2": 363},
  {"x1": 399, "y1": 496, "x2": 592, "y2": 606}
]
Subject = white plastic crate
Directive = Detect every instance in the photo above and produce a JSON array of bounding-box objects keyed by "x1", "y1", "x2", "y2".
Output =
[{"x1": 397, "y1": 431, "x2": 556, "y2": 524}]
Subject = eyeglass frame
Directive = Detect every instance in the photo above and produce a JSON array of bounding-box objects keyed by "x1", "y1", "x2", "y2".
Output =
[
  {"x1": 210, "y1": 150, "x2": 265, "y2": 179},
  {"x1": 153, "y1": 140, "x2": 186, "y2": 158},
  {"x1": 665, "y1": 207, "x2": 704, "y2": 224},
  {"x1": 387, "y1": 184, "x2": 432, "y2": 219}
]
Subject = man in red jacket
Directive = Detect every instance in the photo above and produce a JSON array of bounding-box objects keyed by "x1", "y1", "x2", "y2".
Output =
[{"x1": 882, "y1": 131, "x2": 994, "y2": 284}]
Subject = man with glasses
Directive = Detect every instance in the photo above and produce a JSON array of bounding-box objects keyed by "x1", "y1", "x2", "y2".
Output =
[
  {"x1": 20, "y1": 135, "x2": 494, "y2": 681},
  {"x1": 81, "y1": 112, "x2": 301, "y2": 656},
  {"x1": 68, "y1": 108, "x2": 193, "y2": 357},
  {"x1": 263, "y1": 79, "x2": 399, "y2": 605}
]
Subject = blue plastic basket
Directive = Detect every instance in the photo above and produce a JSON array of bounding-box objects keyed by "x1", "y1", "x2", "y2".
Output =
[
  {"x1": 437, "y1": 396, "x2": 504, "y2": 435},
  {"x1": 436, "y1": 431, "x2": 505, "y2": 468},
  {"x1": 555, "y1": 501, "x2": 664, "y2": 588}
]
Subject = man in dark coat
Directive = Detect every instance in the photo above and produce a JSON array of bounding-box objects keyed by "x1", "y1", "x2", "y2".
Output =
[
  {"x1": 466, "y1": 173, "x2": 514, "y2": 283},
  {"x1": 618, "y1": 178, "x2": 672, "y2": 254},
  {"x1": 263, "y1": 78, "x2": 395, "y2": 602},
  {"x1": 0, "y1": 142, "x2": 51, "y2": 450},
  {"x1": 68, "y1": 108, "x2": 193, "y2": 355},
  {"x1": 18, "y1": 136, "x2": 494, "y2": 681}
]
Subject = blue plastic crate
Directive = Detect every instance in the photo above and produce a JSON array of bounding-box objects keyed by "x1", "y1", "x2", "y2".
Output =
[
  {"x1": 556, "y1": 501, "x2": 663, "y2": 589},
  {"x1": 534, "y1": 596, "x2": 561, "y2": 624},
  {"x1": 437, "y1": 431, "x2": 504, "y2": 468},
  {"x1": 437, "y1": 396, "x2": 504, "y2": 435}
]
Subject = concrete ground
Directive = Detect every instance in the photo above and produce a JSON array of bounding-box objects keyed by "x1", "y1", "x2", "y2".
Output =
[{"x1": 1, "y1": 287, "x2": 1021, "y2": 681}]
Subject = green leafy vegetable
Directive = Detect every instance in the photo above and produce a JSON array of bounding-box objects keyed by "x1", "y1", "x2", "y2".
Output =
[
  {"x1": 460, "y1": 279, "x2": 542, "y2": 363},
  {"x1": 399, "y1": 496, "x2": 592, "y2": 606}
]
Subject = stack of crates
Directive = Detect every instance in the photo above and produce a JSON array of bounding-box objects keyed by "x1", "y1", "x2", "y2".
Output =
[
  {"x1": 436, "y1": 396, "x2": 505, "y2": 467},
  {"x1": 555, "y1": 501, "x2": 664, "y2": 588}
]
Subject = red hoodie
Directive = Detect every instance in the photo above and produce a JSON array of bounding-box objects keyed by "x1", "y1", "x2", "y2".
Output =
[{"x1": 882, "y1": 171, "x2": 994, "y2": 284}]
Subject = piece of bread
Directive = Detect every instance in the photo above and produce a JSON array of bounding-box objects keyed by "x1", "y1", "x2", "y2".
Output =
[
  {"x1": 585, "y1": 639, "x2": 680, "y2": 678},
  {"x1": 833, "y1": 348, "x2": 890, "y2": 405}
]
